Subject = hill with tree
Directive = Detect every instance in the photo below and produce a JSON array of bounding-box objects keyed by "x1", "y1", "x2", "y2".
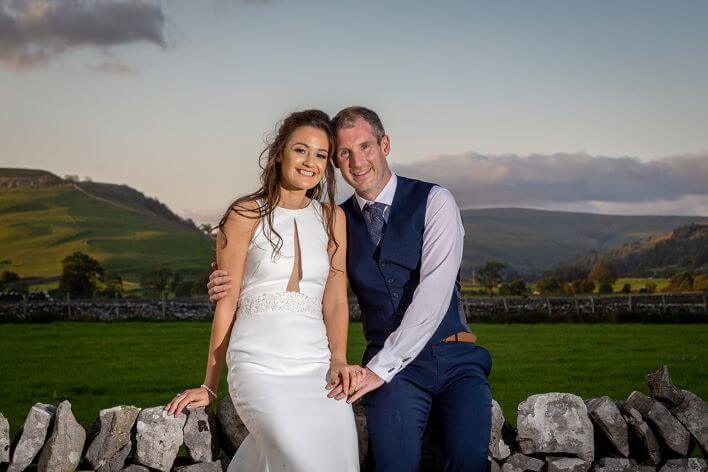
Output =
[
  {"x1": 0, "y1": 168, "x2": 214, "y2": 286},
  {"x1": 459, "y1": 207, "x2": 707, "y2": 276},
  {"x1": 561, "y1": 223, "x2": 708, "y2": 277}
]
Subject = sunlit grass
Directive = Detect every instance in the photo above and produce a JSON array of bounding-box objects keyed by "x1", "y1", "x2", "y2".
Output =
[{"x1": 1, "y1": 322, "x2": 705, "y2": 441}]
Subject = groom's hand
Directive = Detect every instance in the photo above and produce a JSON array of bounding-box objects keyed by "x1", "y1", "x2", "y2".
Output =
[
  {"x1": 346, "y1": 368, "x2": 384, "y2": 404},
  {"x1": 207, "y1": 261, "x2": 232, "y2": 303}
]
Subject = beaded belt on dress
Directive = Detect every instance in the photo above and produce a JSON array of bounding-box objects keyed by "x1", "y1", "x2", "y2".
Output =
[{"x1": 236, "y1": 291, "x2": 323, "y2": 317}]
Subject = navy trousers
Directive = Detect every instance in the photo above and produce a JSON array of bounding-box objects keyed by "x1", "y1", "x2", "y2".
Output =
[{"x1": 364, "y1": 341, "x2": 493, "y2": 472}]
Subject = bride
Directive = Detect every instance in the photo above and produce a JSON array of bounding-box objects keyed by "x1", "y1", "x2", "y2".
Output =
[{"x1": 165, "y1": 109, "x2": 360, "y2": 471}]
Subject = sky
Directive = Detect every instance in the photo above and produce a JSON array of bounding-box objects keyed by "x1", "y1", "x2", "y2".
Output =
[{"x1": 1, "y1": 0, "x2": 707, "y2": 224}]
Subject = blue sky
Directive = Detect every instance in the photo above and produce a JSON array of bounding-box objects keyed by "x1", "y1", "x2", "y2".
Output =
[{"x1": 1, "y1": 0, "x2": 707, "y2": 223}]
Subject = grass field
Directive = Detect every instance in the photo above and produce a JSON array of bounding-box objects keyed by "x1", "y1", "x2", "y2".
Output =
[
  {"x1": 0, "y1": 186, "x2": 214, "y2": 283},
  {"x1": 1, "y1": 322, "x2": 705, "y2": 441}
]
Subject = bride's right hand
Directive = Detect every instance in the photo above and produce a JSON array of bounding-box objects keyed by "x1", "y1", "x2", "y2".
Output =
[
  {"x1": 326, "y1": 362, "x2": 364, "y2": 401},
  {"x1": 207, "y1": 261, "x2": 232, "y2": 303}
]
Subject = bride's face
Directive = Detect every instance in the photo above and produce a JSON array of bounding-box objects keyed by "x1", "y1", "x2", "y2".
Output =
[{"x1": 279, "y1": 125, "x2": 330, "y2": 191}]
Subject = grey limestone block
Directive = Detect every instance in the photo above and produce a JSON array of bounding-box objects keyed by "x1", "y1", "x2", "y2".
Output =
[
  {"x1": 95, "y1": 441, "x2": 131, "y2": 472},
  {"x1": 214, "y1": 395, "x2": 248, "y2": 457},
  {"x1": 645, "y1": 366, "x2": 684, "y2": 408},
  {"x1": 517, "y1": 392, "x2": 595, "y2": 462},
  {"x1": 546, "y1": 456, "x2": 592, "y2": 472},
  {"x1": 592, "y1": 457, "x2": 640, "y2": 472},
  {"x1": 626, "y1": 391, "x2": 690, "y2": 457},
  {"x1": 1, "y1": 412, "x2": 9, "y2": 464},
  {"x1": 501, "y1": 452, "x2": 544, "y2": 472},
  {"x1": 617, "y1": 402, "x2": 661, "y2": 466},
  {"x1": 8, "y1": 403, "x2": 57, "y2": 472},
  {"x1": 586, "y1": 396, "x2": 630, "y2": 458},
  {"x1": 119, "y1": 465, "x2": 150, "y2": 472},
  {"x1": 173, "y1": 460, "x2": 228, "y2": 472},
  {"x1": 37, "y1": 400, "x2": 86, "y2": 472},
  {"x1": 658, "y1": 458, "x2": 707, "y2": 472},
  {"x1": 84, "y1": 405, "x2": 140, "y2": 471},
  {"x1": 490, "y1": 399, "x2": 512, "y2": 461},
  {"x1": 669, "y1": 389, "x2": 707, "y2": 455},
  {"x1": 183, "y1": 405, "x2": 220, "y2": 463},
  {"x1": 134, "y1": 406, "x2": 186, "y2": 472}
]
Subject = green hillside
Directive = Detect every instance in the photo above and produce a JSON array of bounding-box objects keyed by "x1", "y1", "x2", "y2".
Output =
[
  {"x1": 460, "y1": 208, "x2": 708, "y2": 276},
  {"x1": 3, "y1": 168, "x2": 706, "y2": 284},
  {"x1": 566, "y1": 223, "x2": 708, "y2": 276},
  {"x1": 0, "y1": 181, "x2": 214, "y2": 284}
]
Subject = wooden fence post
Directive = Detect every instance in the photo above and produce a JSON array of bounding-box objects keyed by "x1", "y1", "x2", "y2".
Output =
[
  {"x1": 66, "y1": 292, "x2": 71, "y2": 318},
  {"x1": 590, "y1": 296, "x2": 595, "y2": 314},
  {"x1": 546, "y1": 297, "x2": 552, "y2": 316},
  {"x1": 502, "y1": 297, "x2": 509, "y2": 314},
  {"x1": 628, "y1": 294, "x2": 632, "y2": 312},
  {"x1": 661, "y1": 294, "x2": 667, "y2": 314}
]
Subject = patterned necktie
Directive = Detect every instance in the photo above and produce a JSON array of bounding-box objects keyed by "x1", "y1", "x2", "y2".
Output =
[{"x1": 363, "y1": 202, "x2": 387, "y2": 246}]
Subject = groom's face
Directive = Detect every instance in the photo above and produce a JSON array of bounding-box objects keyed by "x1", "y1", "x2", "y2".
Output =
[{"x1": 335, "y1": 117, "x2": 391, "y2": 198}]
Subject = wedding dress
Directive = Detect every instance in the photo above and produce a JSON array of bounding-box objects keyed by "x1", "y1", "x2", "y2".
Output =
[{"x1": 226, "y1": 199, "x2": 359, "y2": 471}]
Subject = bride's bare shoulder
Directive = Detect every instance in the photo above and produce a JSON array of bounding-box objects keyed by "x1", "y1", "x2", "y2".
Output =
[{"x1": 220, "y1": 199, "x2": 262, "y2": 238}]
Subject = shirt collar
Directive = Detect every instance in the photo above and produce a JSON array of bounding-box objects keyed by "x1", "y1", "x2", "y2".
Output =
[{"x1": 354, "y1": 172, "x2": 397, "y2": 211}]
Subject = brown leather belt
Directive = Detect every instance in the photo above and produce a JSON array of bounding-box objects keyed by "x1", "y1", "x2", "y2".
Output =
[{"x1": 441, "y1": 331, "x2": 477, "y2": 343}]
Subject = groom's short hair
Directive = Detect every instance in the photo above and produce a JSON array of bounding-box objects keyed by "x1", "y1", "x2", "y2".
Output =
[{"x1": 332, "y1": 106, "x2": 386, "y2": 144}]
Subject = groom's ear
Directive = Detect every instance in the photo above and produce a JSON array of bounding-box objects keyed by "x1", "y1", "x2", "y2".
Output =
[{"x1": 380, "y1": 135, "x2": 391, "y2": 157}]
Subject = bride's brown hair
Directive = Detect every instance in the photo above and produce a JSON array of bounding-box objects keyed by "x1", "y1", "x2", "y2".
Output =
[{"x1": 217, "y1": 109, "x2": 339, "y2": 261}]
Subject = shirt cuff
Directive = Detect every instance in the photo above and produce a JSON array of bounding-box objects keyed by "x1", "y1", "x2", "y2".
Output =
[{"x1": 366, "y1": 350, "x2": 412, "y2": 383}]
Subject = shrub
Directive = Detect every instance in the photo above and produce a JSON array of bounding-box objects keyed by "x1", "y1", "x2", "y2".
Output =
[{"x1": 598, "y1": 282, "x2": 613, "y2": 294}]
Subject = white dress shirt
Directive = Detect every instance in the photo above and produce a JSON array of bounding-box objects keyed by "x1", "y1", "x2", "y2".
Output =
[{"x1": 353, "y1": 172, "x2": 466, "y2": 383}]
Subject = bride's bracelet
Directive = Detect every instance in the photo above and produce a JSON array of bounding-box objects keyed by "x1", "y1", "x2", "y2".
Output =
[{"x1": 200, "y1": 383, "x2": 217, "y2": 400}]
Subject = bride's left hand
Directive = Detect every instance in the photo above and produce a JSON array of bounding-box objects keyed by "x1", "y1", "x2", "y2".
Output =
[
  {"x1": 326, "y1": 361, "x2": 364, "y2": 401},
  {"x1": 164, "y1": 387, "x2": 213, "y2": 417}
]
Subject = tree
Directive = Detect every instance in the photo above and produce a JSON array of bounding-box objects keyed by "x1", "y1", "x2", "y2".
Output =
[
  {"x1": 477, "y1": 261, "x2": 505, "y2": 297},
  {"x1": 100, "y1": 272, "x2": 124, "y2": 298},
  {"x1": 667, "y1": 272, "x2": 694, "y2": 292},
  {"x1": 692, "y1": 273, "x2": 708, "y2": 291},
  {"x1": 598, "y1": 281, "x2": 614, "y2": 294},
  {"x1": 644, "y1": 281, "x2": 657, "y2": 293},
  {"x1": 192, "y1": 272, "x2": 211, "y2": 297},
  {"x1": 58, "y1": 252, "x2": 104, "y2": 298},
  {"x1": 199, "y1": 223, "x2": 213, "y2": 236},
  {"x1": 566, "y1": 279, "x2": 595, "y2": 295},
  {"x1": 1, "y1": 270, "x2": 22, "y2": 292},
  {"x1": 588, "y1": 262, "x2": 617, "y2": 286},
  {"x1": 536, "y1": 277, "x2": 563, "y2": 295},
  {"x1": 175, "y1": 280, "x2": 195, "y2": 297},
  {"x1": 170, "y1": 272, "x2": 184, "y2": 295},
  {"x1": 508, "y1": 279, "x2": 527, "y2": 296},
  {"x1": 621, "y1": 283, "x2": 631, "y2": 294},
  {"x1": 140, "y1": 268, "x2": 174, "y2": 297},
  {"x1": 0, "y1": 271, "x2": 20, "y2": 284}
]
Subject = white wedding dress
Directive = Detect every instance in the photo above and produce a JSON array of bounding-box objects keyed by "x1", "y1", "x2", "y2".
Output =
[{"x1": 225, "y1": 200, "x2": 360, "y2": 472}]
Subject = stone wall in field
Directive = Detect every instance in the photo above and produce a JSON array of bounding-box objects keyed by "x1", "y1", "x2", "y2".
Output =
[
  {"x1": 1, "y1": 366, "x2": 705, "y2": 472},
  {"x1": 1, "y1": 293, "x2": 707, "y2": 323}
]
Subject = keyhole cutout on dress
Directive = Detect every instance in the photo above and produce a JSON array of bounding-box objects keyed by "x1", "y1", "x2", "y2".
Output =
[{"x1": 286, "y1": 218, "x2": 302, "y2": 293}]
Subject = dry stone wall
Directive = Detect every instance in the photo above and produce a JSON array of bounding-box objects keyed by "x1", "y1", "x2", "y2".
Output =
[
  {"x1": 1, "y1": 293, "x2": 707, "y2": 323},
  {"x1": 0, "y1": 366, "x2": 705, "y2": 472}
]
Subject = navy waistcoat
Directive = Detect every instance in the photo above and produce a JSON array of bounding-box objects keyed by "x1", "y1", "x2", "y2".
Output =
[{"x1": 341, "y1": 175, "x2": 468, "y2": 366}]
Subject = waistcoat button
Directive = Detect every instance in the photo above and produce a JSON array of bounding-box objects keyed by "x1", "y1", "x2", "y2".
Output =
[{"x1": 386, "y1": 278, "x2": 395, "y2": 284}]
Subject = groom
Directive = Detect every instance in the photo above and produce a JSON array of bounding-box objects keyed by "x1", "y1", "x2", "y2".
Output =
[{"x1": 209, "y1": 107, "x2": 493, "y2": 471}]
